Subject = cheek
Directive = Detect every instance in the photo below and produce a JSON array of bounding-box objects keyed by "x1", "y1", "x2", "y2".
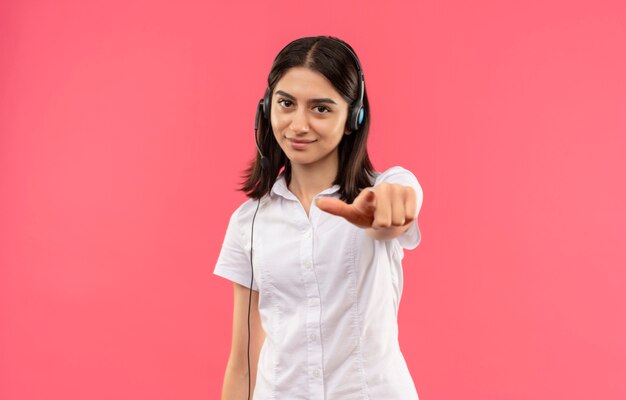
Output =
[
  {"x1": 311, "y1": 117, "x2": 346, "y2": 137},
  {"x1": 309, "y1": 118, "x2": 338, "y2": 130},
  {"x1": 270, "y1": 111, "x2": 288, "y2": 134}
]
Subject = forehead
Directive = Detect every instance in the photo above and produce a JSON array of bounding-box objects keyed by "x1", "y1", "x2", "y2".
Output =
[{"x1": 273, "y1": 67, "x2": 346, "y2": 103}]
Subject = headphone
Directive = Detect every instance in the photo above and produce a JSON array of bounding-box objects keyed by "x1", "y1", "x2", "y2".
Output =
[{"x1": 246, "y1": 37, "x2": 366, "y2": 400}]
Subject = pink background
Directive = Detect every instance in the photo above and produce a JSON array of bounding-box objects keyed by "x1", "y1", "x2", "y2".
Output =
[{"x1": 1, "y1": 0, "x2": 625, "y2": 399}]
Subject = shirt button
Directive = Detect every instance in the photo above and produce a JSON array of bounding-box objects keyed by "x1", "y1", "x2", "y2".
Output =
[
  {"x1": 304, "y1": 230, "x2": 311, "y2": 239},
  {"x1": 309, "y1": 333, "x2": 316, "y2": 341},
  {"x1": 304, "y1": 260, "x2": 312, "y2": 269},
  {"x1": 313, "y1": 368, "x2": 321, "y2": 378}
]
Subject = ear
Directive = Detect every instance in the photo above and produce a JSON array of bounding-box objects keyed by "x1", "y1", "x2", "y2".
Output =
[{"x1": 344, "y1": 128, "x2": 353, "y2": 135}]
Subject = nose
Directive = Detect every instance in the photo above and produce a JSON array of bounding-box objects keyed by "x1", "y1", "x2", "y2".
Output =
[{"x1": 289, "y1": 108, "x2": 309, "y2": 134}]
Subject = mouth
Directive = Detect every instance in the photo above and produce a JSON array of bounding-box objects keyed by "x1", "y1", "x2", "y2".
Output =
[
  {"x1": 287, "y1": 138, "x2": 317, "y2": 150},
  {"x1": 288, "y1": 138, "x2": 316, "y2": 144}
]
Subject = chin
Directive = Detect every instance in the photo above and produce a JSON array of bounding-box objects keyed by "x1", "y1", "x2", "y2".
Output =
[
  {"x1": 286, "y1": 155, "x2": 318, "y2": 166},
  {"x1": 287, "y1": 156, "x2": 312, "y2": 164}
]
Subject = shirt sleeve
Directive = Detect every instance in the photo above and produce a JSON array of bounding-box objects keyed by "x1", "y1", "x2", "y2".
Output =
[
  {"x1": 213, "y1": 204, "x2": 258, "y2": 290},
  {"x1": 373, "y1": 166, "x2": 424, "y2": 250}
]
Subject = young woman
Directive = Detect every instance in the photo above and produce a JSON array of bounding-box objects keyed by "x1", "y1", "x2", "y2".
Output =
[{"x1": 214, "y1": 36, "x2": 424, "y2": 400}]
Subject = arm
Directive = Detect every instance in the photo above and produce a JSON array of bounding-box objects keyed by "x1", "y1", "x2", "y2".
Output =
[{"x1": 221, "y1": 283, "x2": 266, "y2": 400}]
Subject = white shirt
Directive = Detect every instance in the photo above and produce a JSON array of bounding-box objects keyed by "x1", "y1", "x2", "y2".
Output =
[{"x1": 214, "y1": 166, "x2": 423, "y2": 400}]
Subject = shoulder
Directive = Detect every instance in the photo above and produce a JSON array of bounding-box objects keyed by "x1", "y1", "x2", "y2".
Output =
[{"x1": 226, "y1": 196, "x2": 269, "y2": 229}]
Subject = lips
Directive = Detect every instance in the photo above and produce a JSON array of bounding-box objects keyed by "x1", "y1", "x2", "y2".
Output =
[
  {"x1": 288, "y1": 138, "x2": 316, "y2": 144},
  {"x1": 287, "y1": 138, "x2": 316, "y2": 150}
]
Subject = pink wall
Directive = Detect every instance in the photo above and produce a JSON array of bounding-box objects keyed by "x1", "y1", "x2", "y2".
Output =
[{"x1": 1, "y1": 0, "x2": 625, "y2": 399}]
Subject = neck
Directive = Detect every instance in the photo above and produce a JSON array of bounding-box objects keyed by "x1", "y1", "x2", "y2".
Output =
[{"x1": 288, "y1": 151, "x2": 338, "y2": 201}]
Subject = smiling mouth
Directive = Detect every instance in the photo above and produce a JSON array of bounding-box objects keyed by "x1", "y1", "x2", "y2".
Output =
[
  {"x1": 288, "y1": 139, "x2": 316, "y2": 144},
  {"x1": 287, "y1": 138, "x2": 317, "y2": 150}
]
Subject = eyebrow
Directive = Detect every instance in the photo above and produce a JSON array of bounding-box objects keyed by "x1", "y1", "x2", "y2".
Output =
[{"x1": 274, "y1": 90, "x2": 338, "y2": 105}]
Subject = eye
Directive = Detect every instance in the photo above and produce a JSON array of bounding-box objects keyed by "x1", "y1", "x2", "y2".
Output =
[
  {"x1": 277, "y1": 99, "x2": 293, "y2": 108},
  {"x1": 314, "y1": 105, "x2": 331, "y2": 113}
]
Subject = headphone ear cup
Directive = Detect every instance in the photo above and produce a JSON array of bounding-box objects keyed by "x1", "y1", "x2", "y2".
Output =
[
  {"x1": 357, "y1": 107, "x2": 365, "y2": 126},
  {"x1": 349, "y1": 101, "x2": 365, "y2": 131},
  {"x1": 263, "y1": 87, "x2": 271, "y2": 120},
  {"x1": 255, "y1": 100, "x2": 264, "y2": 132}
]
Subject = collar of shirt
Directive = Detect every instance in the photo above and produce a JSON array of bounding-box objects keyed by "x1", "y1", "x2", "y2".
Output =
[{"x1": 270, "y1": 173, "x2": 341, "y2": 201}]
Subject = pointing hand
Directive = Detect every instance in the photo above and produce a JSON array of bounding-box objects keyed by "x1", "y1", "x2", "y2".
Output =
[{"x1": 316, "y1": 183, "x2": 417, "y2": 230}]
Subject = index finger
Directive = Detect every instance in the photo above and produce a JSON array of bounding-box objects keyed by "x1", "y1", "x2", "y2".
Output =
[
  {"x1": 315, "y1": 197, "x2": 352, "y2": 219},
  {"x1": 316, "y1": 192, "x2": 375, "y2": 229}
]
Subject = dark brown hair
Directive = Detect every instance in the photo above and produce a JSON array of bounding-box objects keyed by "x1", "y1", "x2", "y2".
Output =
[{"x1": 240, "y1": 36, "x2": 375, "y2": 203}]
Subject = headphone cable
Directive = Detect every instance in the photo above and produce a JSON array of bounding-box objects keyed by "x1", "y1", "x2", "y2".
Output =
[{"x1": 247, "y1": 197, "x2": 260, "y2": 400}]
